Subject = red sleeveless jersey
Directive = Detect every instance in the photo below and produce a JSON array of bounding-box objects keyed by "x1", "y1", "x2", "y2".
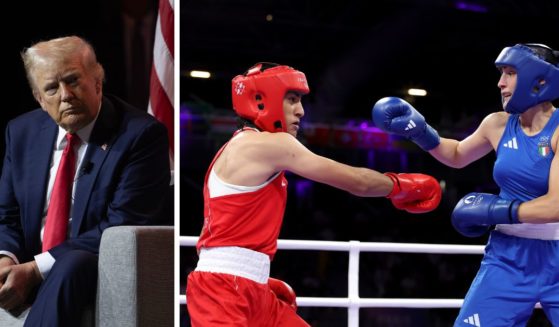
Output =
[{"x1": 196, "y1": 131, "x2": 288, "y2": 260}]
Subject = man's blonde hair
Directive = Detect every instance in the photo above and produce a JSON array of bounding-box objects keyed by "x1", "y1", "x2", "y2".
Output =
[{"x1": 21, "y1": 36, "x2": 105, "y2": 94}]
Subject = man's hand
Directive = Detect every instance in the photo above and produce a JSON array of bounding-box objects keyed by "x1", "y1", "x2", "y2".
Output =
[
  {"x1": 0, "y1": 256, "x2": 16, "y2": 290},
  {"x1": 0, "y1": 256, "x2": 15, "y2": 268},
  {"x1": 0, "y1": 261, "x2": 42, "y2": 312}
]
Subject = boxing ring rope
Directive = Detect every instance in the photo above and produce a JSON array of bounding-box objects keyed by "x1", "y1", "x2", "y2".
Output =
[{"x1": 180, "y1": 236, "x2": 541, "y2": 326}]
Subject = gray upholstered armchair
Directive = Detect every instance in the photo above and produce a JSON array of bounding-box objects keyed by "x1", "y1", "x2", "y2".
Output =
[{"x1": 0, "y1": 225, "x2": 174, "y2": 327}]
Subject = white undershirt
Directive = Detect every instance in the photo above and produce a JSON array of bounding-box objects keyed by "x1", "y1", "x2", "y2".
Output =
[{"x1": 208, "y1": 168, "x2": 276, "y2": 198}]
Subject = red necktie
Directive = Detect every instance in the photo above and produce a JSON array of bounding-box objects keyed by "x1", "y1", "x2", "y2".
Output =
[{"x1": 42, "y1": 133, "x2": 80, "y2": 252}]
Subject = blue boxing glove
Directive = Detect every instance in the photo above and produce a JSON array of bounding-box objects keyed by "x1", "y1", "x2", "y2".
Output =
[
  {"x1": 451, "y1": 192, "x2": 521, "y2": 237},
  {"x1": 372, "y1": 97, "x2": 440, "y2": 151}
]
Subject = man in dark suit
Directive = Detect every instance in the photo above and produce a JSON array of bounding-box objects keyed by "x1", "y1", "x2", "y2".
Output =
[{"x1": 0, "y1": 36, "x2": 170, "y2": 326}]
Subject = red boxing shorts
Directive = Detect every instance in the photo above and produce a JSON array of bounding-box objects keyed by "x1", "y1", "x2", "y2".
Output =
[{"x1": 186, "y1": 247, "x2": 309, "y2": 326}]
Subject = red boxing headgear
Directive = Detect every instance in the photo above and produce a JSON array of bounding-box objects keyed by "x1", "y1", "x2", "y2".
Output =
[{"x1": 232, "y1": 63, "x2": 310, "y2": 132}]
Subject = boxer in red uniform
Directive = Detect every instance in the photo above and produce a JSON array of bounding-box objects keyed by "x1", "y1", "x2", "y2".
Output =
[{"x1": 186, "y1": 63, "x2": 442, "y2": 326}]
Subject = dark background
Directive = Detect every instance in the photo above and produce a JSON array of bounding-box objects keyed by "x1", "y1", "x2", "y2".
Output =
[{"x1": 181, "y1": 0, "x2": 558, "y2": 326}]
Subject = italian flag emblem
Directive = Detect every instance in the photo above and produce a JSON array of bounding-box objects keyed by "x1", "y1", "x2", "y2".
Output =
[{"x1": 538, "y1": 144, "x2": 550, "y2": 157}]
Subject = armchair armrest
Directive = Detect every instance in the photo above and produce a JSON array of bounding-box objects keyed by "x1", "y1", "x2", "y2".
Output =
[{"x1": 97, "y1": 225, "x2": 174, "y2": 327}]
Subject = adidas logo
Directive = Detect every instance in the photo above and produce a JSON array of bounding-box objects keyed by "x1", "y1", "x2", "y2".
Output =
[
  {"x1": 404, "y1": 120, "x2": 416, "y2": 131},
  {"x1": 463, "y1": 313, "x2": 481, "y2": 326},
  {"x1": 503, "y1": 137, "x2": 518, "y2": 149}
]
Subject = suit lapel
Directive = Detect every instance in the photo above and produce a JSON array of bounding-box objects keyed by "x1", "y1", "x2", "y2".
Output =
[
  {"x1": 71, "y1": 97, "x2": 119, "y2": 236},
  {"x1": 27, "y1": 117, "x2": 58, "y2": 246}
]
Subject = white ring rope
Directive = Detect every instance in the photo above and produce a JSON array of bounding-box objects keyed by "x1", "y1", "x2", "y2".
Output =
[
  {"x1": 178, "y1": 295, "x2": 466, "y2": 308},
  {"x1": 180, "y1": 236, "x2": 486, "y2": 254},
  {"x1": 180, "y1": 236, "x2": 541, "y2": 326}
]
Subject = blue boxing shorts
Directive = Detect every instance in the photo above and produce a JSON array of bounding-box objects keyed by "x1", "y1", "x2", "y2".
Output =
[{"x1": 455, "y1": 231, "x2": 559, "y2": 326}]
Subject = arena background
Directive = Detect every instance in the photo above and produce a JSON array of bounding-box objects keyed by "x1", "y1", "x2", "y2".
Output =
[{"x1": 180, "y1": 0, "x2": 558, "y2": 326}]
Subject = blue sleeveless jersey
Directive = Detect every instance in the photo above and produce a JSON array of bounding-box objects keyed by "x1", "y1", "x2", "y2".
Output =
[
  {"x1": 494, "y1": 109, "x2": 558, "y2": 202},
  {"x1": 455, "y1": 110, "x2": 559, "y2": 325},
  {"x1": 493, "y1": 109, "x2": 559, "y2": 239}
]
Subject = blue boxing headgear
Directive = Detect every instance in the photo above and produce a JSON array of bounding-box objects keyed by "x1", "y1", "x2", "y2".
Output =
[{"x1": 495, "y1": 44, "x2": 559, "y2": 113}]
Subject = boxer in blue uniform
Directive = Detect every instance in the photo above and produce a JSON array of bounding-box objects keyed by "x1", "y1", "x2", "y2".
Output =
[{"x1": 372, "y1": 43, "x2": 559, "y2": 326}]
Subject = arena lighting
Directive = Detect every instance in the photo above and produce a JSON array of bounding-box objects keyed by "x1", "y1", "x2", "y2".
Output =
[
  {"x1": 190, "y1": 70, "x2": 211, "y2": 79},
  {"x1": 407, "y1": 88, "x2": 427, "y2": 96},
  {"x1": 454, "y1": 1, "x2": 488, "y2": 13}
]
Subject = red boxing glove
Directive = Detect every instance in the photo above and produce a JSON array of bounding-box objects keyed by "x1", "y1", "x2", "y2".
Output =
[
  {"x1": 384, "y1": 172, "x2": 441, "y2": 213},
  {"x1": 268, "y1": 277, "x2": 297, "y2": 311}
]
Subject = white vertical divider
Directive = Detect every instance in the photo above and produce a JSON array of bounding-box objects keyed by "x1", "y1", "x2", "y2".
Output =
[{"x1": 348, "y1": 240, "x2": 361, "y2": 327}]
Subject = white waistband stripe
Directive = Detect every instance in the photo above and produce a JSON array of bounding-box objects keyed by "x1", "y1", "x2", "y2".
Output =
[{"x1": 195, "y1": 246, "x2": 270, "y2": 284}]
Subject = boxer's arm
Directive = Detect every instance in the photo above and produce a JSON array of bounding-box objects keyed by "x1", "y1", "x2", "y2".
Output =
[
  {"x1": 217, "y1": 130, "x2": 392, "y2": 195},
  {"x1": 215, "y1": 131, "x2": 392, "y2": 197},
  {"x1": 428, "y1": 112, "x2": 503, "y2": 168},
  {"x1": 262, "y1": 132, "x2": 441, "y2": 213},
  {"x1": 261, "y1": 132, "x2": 393, "y2": 197},
  {"x1": 429, "y1": 136, "x2": 492, "y2": 168},
  {"x1": 224, "y1": 131, "x2": 440, "y2": 212}
]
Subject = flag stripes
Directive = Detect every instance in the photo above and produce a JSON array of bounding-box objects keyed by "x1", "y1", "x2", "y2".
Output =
[{"x1": 149, "y1": 0, "x2": 174, "y2": 163}]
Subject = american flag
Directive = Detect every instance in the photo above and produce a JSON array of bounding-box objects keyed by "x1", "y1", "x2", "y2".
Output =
[{"x1": 148, "y1": 0, "x2": 174, "y2": 167}]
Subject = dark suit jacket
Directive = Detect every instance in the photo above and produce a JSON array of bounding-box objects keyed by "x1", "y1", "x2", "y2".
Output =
[{"x1": 0, "y1": 95, "x2": 171, "y2": 263}]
